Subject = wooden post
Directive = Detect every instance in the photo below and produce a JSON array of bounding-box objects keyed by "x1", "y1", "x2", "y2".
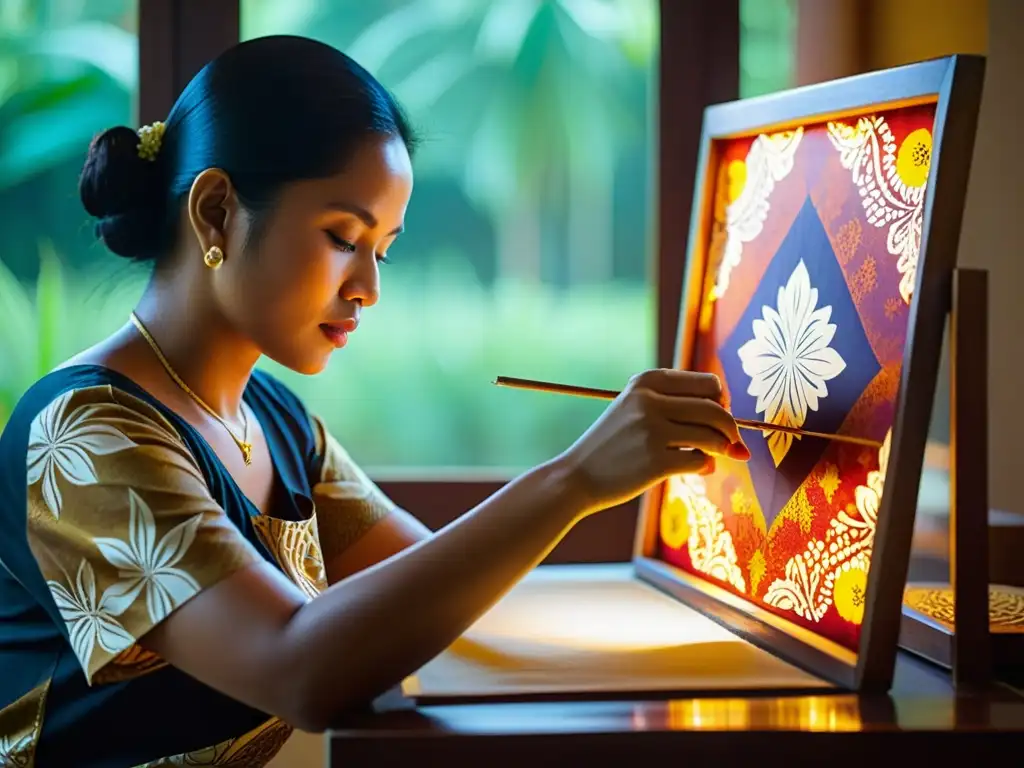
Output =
[
  {"x1": 949, "y1": 266, "x2": 991, "y2": 688},
  {"x1": 138, "y1": 0, "x2": 240, "y2": 124}
]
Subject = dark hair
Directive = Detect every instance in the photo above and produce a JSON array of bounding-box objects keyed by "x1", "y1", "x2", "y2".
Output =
[{"x1": 79, "y1": 35, "x2": 417, "y2": 263}]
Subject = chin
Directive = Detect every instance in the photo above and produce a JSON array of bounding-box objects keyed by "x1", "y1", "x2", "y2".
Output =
[
  {"x1": 289, "y1": 355, "x2": 332, "y2": 376},
  {"x1": 263, "y1": 346, "x2": 332, "y2": 377}
]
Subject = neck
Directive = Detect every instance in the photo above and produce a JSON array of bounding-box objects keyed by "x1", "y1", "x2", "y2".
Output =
[{"x1": 132, "y1": 282, "x2": 261, "y2": 419}]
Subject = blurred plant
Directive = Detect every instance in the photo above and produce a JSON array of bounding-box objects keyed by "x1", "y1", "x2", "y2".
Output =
[
  {"x1": 0, "y1": 241, "x2": 63, "y2": 425},
  {"x1": 0, "y1": 0, "x2": 136, "y2": 189},
  {"x1": 0, "y1": 241, "x2": 62, "y2": 419},
  {"x1": 338, "y1": 0, "x2": 658, "y2": 287},
  {"x1": 0, "y1": 243, "x2": 143, "y2": 426}
]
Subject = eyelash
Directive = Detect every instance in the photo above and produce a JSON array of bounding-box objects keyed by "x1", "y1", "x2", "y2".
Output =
[{"x1": 325, "y1": 231, "x2": 391, "y2": 264}]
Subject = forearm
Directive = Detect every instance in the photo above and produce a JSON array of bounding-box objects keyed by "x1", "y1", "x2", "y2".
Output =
[{"x1": 287, "y1": 455, "x2": 586, "y2": 726}]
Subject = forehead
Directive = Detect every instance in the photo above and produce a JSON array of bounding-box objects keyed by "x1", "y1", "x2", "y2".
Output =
[
  {"x1": 346, "y1": 133, "x2": 413, "y2": 181},
  {"x1": 328, "y1": 134, "x2": 413, "y2": 203},
  {"x1": 281, "y1": 134, "x2": 413, "y2": 216}
]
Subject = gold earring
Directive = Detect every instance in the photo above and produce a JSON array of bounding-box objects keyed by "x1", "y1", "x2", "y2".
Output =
[{"x1": 204, "y1": 246, "x2": 224, "y2": 269}]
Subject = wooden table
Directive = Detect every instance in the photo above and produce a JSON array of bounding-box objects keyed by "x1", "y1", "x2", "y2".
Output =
[{"x1": 330, "y1": 653, "x2": 1024, "y2": 766}]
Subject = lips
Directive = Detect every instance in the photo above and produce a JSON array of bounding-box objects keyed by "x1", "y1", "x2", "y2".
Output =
[{"x1": 319, "y1": 318, "x2": 357, "y2": 348}]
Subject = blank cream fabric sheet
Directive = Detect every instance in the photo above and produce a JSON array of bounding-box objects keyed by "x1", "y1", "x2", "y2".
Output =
[{"x1": 403, "y1": 563, "x2": 833, "y2": 701}]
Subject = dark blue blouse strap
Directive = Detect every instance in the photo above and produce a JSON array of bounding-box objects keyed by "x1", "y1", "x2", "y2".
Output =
[{"x1": 243, "y1": 370, "x2": 322, "y2": 494}]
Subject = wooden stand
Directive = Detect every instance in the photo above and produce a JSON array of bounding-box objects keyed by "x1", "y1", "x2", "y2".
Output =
[{"x1": 899, "y1": 267, "x2": 993, "y2": 688}]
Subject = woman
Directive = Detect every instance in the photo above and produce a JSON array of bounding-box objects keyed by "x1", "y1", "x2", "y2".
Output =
[{"x1": 0, "y1": 35, "x2": 749, "y2": 767}]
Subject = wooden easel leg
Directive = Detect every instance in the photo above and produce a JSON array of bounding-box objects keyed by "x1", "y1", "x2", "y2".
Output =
[{"x1": 949, "y1": 267, "x2": 991, "y2": 689}]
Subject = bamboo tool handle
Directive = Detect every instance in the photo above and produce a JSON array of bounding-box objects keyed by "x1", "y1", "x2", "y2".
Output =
[{"x1": 493, "y1": 376, "x2": 883, "y2": 450}]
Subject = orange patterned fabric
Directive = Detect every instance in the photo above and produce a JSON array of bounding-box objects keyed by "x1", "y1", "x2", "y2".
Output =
[{"x1": 656, "y1": 103, "x2": 937, "y2": 651}]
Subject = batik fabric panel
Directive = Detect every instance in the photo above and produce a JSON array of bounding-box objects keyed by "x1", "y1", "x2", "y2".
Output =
[{"x1": 657, "y1": 104, "x2": 937, "y2": 652}]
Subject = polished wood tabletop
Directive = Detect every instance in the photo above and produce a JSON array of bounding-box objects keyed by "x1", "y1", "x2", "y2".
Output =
[{"x1": 329, "y1": 653, "x2": 1024, "y2": 766}]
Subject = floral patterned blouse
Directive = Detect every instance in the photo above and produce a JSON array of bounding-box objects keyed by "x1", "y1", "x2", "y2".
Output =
[{"x1": 0, "y1": 365, "x2": 396, "y2": 767}]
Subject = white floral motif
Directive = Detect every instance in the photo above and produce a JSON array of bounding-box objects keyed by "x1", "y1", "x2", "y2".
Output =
[
  {"x1": 737, "y1": 259, "x2": 847, "y2": 466},
  {"x1": 834, "y1": 428, "x2": 889, "y2": 548},
  {"x1": 763, "y1": 542, "x2": 829, "y2": 622},
  {"x1": 762, "y1": 430, "x2": 890, "y2": 624},
  {"x1": 27, "y1": 391, "x2": 136, "y2": 518},
  {"x1": 713, "y1": 128, "x2": 804, "y2": 299},
  {"x1": 47, "y1": 559, "x2": 134, "y2": 673},
  {"x1": 827, "y1": 116, "x2": 928, "y2": 304},
  {"x1": 94, "y1": 490, "x2": 203, "y2": 624},
  {"x1": 668, "y1": 475, "x2": 746, "y2": 593}
]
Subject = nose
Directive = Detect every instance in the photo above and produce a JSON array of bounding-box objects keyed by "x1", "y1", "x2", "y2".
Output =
[{"x1": 339, "y1": 249, "x2": 380, "y2": 308}]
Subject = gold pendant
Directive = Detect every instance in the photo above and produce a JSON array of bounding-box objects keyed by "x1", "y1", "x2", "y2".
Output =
[{"x1": 240, "y1": 441, "x2": 253, "y2": 466}]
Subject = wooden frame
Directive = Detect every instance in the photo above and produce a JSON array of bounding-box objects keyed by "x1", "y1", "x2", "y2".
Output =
[{"x1": 632, "y1": 55, "x2": 986, "y2": 692}]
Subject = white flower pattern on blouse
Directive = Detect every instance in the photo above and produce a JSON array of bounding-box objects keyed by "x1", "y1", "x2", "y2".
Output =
[
  {"x1": 47, "y1": 559, "x2": 135, "y2": 673},
  {"x1": 94, "y1": 489, "x2": 203, "y2": 624},
  {"x1": 26, "y1": 390, "x2": 136, "y2": 518},
  {"x1": 0, "y1": 732, "x2": 31, "y2": 767}
]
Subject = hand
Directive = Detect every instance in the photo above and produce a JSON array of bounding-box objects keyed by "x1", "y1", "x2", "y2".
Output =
[{"x1": 557, "y1": 368, "x2": 749, "y2": 514}]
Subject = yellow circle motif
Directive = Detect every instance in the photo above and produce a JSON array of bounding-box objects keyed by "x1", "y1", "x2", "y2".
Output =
[
  {"x1": 726, "y1": 160, "x2": 747, "y2": 203},
  {"x1": 834, "y1": 564, "x2": 869, "y2": 625},
  {"x1": 895, "y1": 128, "x2": 932, "y2": 188},
  {"x1": 660, "y1": 494, "x2": 690, "y2": 550}
]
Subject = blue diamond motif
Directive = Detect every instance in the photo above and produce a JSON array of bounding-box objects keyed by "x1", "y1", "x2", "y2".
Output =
[{"x1": 717, "y1": 197, "x2": 881, "y2": 531}]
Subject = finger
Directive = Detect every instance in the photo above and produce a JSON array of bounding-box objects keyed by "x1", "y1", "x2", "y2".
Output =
[
  {"x1": 659, "y1": 448, "x2": 714, "y2": 477},
  {"x1": 646, "y1": 392, "x2": 743, "y2": 447},
  {"x1": 630, "y1": 368, "x2": 722, "y2": 401},
  {"x1": 661, "y1": 422, "x2": 733, "y2": 456}
]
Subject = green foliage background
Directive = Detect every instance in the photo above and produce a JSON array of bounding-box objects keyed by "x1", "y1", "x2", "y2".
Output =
[{"x1": 0, "y1": 0, "x2": 796, "y2": 473}]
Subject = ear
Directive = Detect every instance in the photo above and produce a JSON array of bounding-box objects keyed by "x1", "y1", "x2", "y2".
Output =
[{"x1": 186, "y1": 168, "x2": 241, "y2": 255}]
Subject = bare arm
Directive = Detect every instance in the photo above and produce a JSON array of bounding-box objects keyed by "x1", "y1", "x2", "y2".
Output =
[
  {"x1": 143, "y1": 457, "x2": 582, "y2": 731},
  {"x1": 137, "y1": 369, "x2": 744, "y2": 731}
]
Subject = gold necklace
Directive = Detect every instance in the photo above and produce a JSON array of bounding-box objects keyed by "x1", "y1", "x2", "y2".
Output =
[{"x1": 129, "y1": 312, "x2": 253, "y2": 465}]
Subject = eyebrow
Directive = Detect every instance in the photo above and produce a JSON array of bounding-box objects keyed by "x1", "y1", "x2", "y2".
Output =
[{"x1": 326, "y1": 201, "x2": 404, "y2": 235}]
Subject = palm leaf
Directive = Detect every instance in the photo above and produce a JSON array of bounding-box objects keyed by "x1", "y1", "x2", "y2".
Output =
[
  {"x1": 346, "y1": 0, "x2": 476, "y2": 74},
  {"x1": 28, "y1": 22, "x2": 138, "y2": 89}
]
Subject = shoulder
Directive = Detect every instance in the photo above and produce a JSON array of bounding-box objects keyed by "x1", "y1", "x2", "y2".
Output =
[
  {"x1": 21, "y1": 384, "x2": 207, "y2": 520},
  {"x1": 4, "y1": 367, "x2": 186, "y2": 469},
  {"x1": 0, "y1": 368, "x2": 211, "y2": 518}
]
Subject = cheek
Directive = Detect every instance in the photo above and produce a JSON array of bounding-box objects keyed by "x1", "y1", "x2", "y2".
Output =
[{"x1": 237, "y1": 231, "x2": 338, "y2": 318}]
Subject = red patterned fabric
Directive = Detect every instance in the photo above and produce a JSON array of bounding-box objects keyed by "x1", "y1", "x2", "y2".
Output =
[{"x1": 656, "y1": 103, "x2": 937, "y2": 651}]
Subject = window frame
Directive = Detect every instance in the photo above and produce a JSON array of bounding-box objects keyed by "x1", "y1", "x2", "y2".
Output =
[{"x1": 137, "y1": 0, "x2": 740, "y2": 562}]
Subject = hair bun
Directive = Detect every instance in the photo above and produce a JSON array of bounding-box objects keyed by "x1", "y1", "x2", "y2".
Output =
[{"x1": 79, "y1": 126, "x2": 166, "y2": 261}]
